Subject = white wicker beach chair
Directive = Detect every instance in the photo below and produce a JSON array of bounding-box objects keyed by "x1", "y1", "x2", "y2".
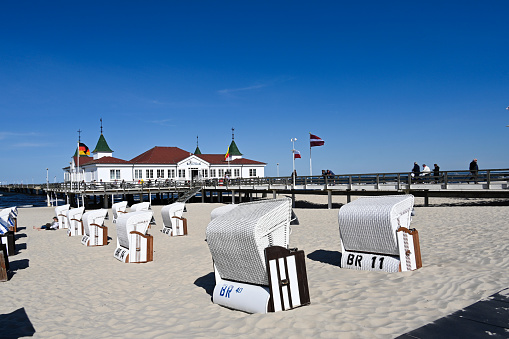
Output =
[
  {"x1": 114, "y1": 211, "x2": 153, "y2": 263},
  {"x1": 0, "y1": 212, "x2": 15, "y2": 257},
  {"x1": 161, "y1": 202, "x2": 187, "y2": 236},
  {"x1": 338, "y1": 195, "x2": 422, "y2": 272},
  {"x1": 55, "y1": 204, "x2": 70, "y2": 229},
  {"x1": 130, "y1": 202, "x2": 150, "y2": 212},
  {"x1": 66, "y1": 207, "x2": 85, "y2": 237},
  {"x1": 0, "y1": 207, "x2": 17, "y2": 232},
  {"x1": 206, "y1": 198, "x2": 310, "y2": 313},
  {"x1": 112, "y1": 201, "x2": 128, "y2": 223},
  {"x1": 81, "y1": 209, "x2": 109, "y2": 246}
]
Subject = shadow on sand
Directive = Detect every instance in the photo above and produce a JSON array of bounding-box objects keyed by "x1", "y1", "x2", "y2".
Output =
[
  {"x1": 307, "y1": 249, "x2": 342, "y2": 267},
  {"x1": 0, "y1": 307, "x2": 36, "y2": 338},
  {"x1": 194, "y1": 272, "x2": 215, "y2": 297}
]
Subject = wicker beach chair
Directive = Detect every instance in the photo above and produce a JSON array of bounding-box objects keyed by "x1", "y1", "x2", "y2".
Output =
[
  {"x1": 114, "y1": 211, "x2": 153, "y2": 263},
  {"x1": 55, "y1": 204, "x2": 70, "y2": 229},
  {"x1": 81, "y1": 209, "x2": 109, "y2": 246},
  {"x1": 112, "y1": 201, "x2": 128, "y2": 223},
  {"x1": 66, "y1": 207, "x2": 85, "y2": 237},
  {"x1": 0, "y1": 208, "x2": 17, "y2": 256},
  {"x1": 338, "y1": 195, "x2": 422, "y2": 272},
  {"x1": 0, "y1": 207, "x2": 17, "y2": 232},
  {"x1": 161, "y1": 202, "x2": 187, "y2": 236},
  {"x1": 206, "y1": 198, "x2": 310, "y2": 313},
  {"x1": 130, "y1": 202, "x2": 150, "y2": 212}
]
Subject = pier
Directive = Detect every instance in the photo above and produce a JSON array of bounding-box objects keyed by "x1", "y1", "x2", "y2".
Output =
[{"x1": 2, "y1": 168, "x2": 509, "y2": 208}]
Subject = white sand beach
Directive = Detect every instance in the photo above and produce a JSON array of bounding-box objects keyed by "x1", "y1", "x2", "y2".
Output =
[{"x1": 2, "y1": 195, "x2": 509, "y2": 338}]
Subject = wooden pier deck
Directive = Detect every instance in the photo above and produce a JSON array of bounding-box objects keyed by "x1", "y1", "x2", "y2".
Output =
[{"x1": 2, "y1": 168, "x2": 509, "y2": 208}]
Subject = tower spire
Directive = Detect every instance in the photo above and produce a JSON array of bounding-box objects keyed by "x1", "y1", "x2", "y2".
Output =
[{"x1": 100, "y1": 118, "x2": 103, "y2": 134}]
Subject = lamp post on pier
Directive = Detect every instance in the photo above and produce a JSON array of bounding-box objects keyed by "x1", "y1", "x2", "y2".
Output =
[{"x1": 46, "y1": 168, "x2": 50, "y2": 207}]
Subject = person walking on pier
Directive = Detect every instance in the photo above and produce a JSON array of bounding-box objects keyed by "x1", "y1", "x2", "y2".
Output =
[
  {"x1": 411, "y1": 162, "x2": 420, "y2": 181},
  {"x1": 469, "y1": 158, "x2": 479, "y2": 184},
  {"x1": 433, "y1": 164, "x2": 440, "y2": 183}
]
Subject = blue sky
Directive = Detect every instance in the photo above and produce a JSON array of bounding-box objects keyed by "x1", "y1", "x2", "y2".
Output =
[{"x1": 1, "y1": 1, "x2": 508, "y2": 183}]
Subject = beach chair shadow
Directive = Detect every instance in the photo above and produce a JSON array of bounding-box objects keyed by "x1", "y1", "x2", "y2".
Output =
[
  {"x1": 0, "y1": 307, "x2": 36, "y2": 338},
  {"x1": 15, "y1": 242, "x2": 27, "y2": 254},
  {"x1": 194, "y1": 272, "x2": 215, "y2": 297},
  {"x1": 16, "y1": 226, "x2": 26, "y2": 232},
  {"x1": 307, "y1": 249, "x2": 342, "y2": 267},
  {"x1": 15, "y1": 233, "x2": 27, "y2": 241},
  {"x1": 9, "y1": 258, "x2": 29, "y2": 274}
]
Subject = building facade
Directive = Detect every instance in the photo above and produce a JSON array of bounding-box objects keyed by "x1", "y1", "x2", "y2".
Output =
[{"x1": 64, "y1": 133, "x2": 266, "y2": 183}]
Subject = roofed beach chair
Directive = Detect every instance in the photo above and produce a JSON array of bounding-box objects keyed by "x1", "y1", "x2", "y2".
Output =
[
  {"x1": 338, "y1": 195, "x2": 422, "y2": 273},
  {"x1": 206, "y1": 198, "x2": 310, "y2": 314},
  {"x1": 1, "y1": 207, "x2": 17, "y2": 232},
  {"x1": 114, "y1": 211, "x2": 154, "y2": 263},
  {"x1": 130, "y1": 202, "x2": 150, "y2": 212},
  {"x1": 112, "y1": 201, "x2": 128, "y2": 223},
  {"x1": 0, "y1": 208, "x2": 17, "y2": 256},
  {"x1": 130, "y1": 202, "x2": 156, "y2": 226},
  {"x1": 55, "y1": 204, "x2": 70, "y2": 229},
  {"x1": 81, "y1": 209, "x2": 109, "y2": 247},
  {"x1": 66, "y1": 207, "x2": 85, "y2": 237},
  {"x1": 161, "y1": 202, "x2": 187, "y2": 236}
]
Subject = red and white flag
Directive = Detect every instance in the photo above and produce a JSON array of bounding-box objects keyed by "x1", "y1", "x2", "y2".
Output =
[
  {"x1": 294, "y1": 150, "x2": 302, "y2": 159},
  {"x1": 310, "y1": 133, "x2": 325, "y2": 147}
]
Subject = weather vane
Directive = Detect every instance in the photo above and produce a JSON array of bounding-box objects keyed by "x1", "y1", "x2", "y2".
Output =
[
  {"x1": 232, "y1": 127, "x2": 235, "y2": 140},
  {"x1": 77, "y1": 129, "x2": 82, "y2": 142},
  {"x1": 100, "y1": 118, "x2": 103, "y2": 134}
]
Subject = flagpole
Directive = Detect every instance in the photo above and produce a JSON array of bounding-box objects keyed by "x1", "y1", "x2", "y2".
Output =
[
  {"x1": 291, "y1": 138, "x2": 297, "y2": 187},
  {"x1": 310, "y1": 144, "x2": 312, "y2": 177}
]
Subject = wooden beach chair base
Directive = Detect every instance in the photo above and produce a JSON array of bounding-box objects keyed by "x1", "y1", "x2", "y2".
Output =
[
  {"x1": 212, "y1": 246, "x2": 310, "y2": 314},
  {"x1": 0, "y1": 244, "x2": 9, "y2": 282},
  {"x1": 0, "y1": 231, "x2": 15, "y2": 256},
  {"x1": 81, "y1": 225, "x2": 108, "y2": 246},
  {"x1": 114, "y1": 233, "x2": 153, "y2": 263}
]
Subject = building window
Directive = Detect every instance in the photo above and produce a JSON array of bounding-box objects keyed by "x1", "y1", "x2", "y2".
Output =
[
  {"x1": 219, "y1": 169, "x2": 224, "y2": 177},
  {"x1": 110, "y1": 169, "x2": 120, "y2": 180},
  {"x1": 157, "y1": 169, "x2": 164, "y2": 178},
  {"x1": 202, "y1": 169, "x2": 208, "y2": 178},
  {"x1": 178, "y1": 169, "x2": 185, "y2": 178},
  {"x1": 234, "y1": 169, "x2": 240, "y2": 177},
  {"x1": 134, "y1": 169, "x2": 142, "y2": 179},
  {"x1": 146, "y1": 169, "x2": 154, "y2": 179},
  {"x1": 249, "y1": 169, "x2": 257, "y2": 177},
  {"x1": 168, "y1": 169, "x2": 175, "y2": 178},
  {"x1": 210, "y1": 169, "x2": 216, "y2": 177}
]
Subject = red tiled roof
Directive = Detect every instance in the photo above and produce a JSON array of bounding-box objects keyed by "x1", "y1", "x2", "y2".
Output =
[
  {"x1": 70, "y1": 147, "x2": 266, "y2": 167},
  {"x1": 72, "y1": 156, "x2": 94, "y2": 166},
  {"x1": 196, "y1": 154, "x2": 266, "y2": 165},
  {"x1": 130, "y1": 146, "x2": 192, "y2": 164},
  {"x1": 87, "y1": 157, "x2": 131, "y2": 165}
]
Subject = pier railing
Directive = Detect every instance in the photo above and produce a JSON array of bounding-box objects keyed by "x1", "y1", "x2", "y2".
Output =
[{"x1": 2, "y1": 168, "x2": 508, "y2": 193}]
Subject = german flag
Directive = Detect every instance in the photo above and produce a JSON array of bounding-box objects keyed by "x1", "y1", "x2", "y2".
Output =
[
  {"x1": 224, "y1": 146, "x2": 230, "y2": 161},
  {"x1": 79, "y1": 142, "x2": 90, "y2": 156}
]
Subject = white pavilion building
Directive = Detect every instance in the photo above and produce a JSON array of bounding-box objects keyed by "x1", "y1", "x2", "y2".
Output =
[{"x1": 64, "y1": 132, "x2": 266, "y2": 183}]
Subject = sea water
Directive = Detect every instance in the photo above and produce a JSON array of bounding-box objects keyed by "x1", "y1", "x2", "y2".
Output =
[{"x1": 0, "y1": 191, "x2": 59, "y2": 209}]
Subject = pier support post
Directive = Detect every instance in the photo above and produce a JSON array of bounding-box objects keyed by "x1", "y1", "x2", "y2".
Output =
[
  {"x1": 292, "y1": 193, "x2": 296, "y2": 208},
  {"x1": 424, "y1": 194, "x2": 429, "y2": 207},
  {"x1": 103, "y1": 195, "x2": 108, "y2": 209},
  {"x1": 231, "y1": 190, "x2": 235, "y2": 204},
  {"x1": 273, "y1": 190, "x2": 277, "y2": 199},
  {"x1": 202, "y1": 190, "x2": 205, "y2": 203},
  {"x1": 328, "y1": 190, "x2": 332, "y2": 209},
  {"x1": 347, "y1": 193, "x2": 351, "y2": 203}
]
